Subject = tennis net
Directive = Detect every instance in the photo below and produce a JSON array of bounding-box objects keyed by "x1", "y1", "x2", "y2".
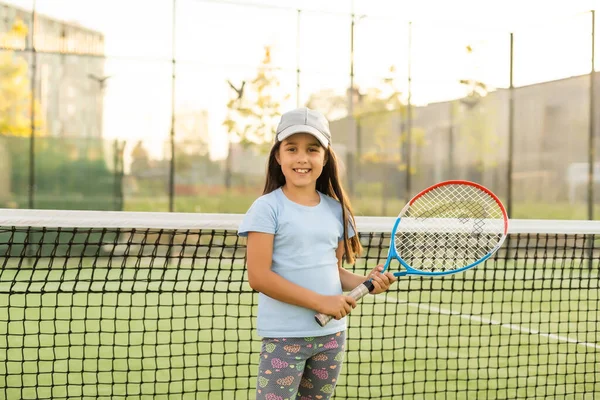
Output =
[{"x1": 1, "y1": 209, "x2": 599, "y2": 399}]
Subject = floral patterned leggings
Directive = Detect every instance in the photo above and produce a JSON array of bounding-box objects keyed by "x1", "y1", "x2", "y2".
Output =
[{"x1": 256, "y1": 331, "x2": 346, "y2": 400}]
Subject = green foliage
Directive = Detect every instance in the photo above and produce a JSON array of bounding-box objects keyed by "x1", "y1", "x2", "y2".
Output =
[
  {"x1": 305, "y1": 65, "x2": 427, "y2": 174},
  {"x1": 0, "y1": 20, "x2": 119, "y2": 211},
  {"x1": 129, "y1": 141, "x2": 150, "y2": 177},
  {"x1": 456, "y1": 44, "x2": 500, "y2": 169},
  {"x1": 0, "y1": 19, "x2": 45, "y2": 137},
  {"x1": 356, "y1": 66, "x2": 426, "y2": 173},
  {"x1": 454, "y1": 100, "x2": 501, "y2": 170},
  {"x1": 4, "y1": 136, "x2": 118, "y2": 210}
]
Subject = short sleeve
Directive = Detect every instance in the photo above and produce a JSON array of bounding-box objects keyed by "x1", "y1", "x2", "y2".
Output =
[
  {"x1": 338, "y1": 207, "x2": 356, "y2": 241},
  {"x1": 238, "y1": 198, "x2": 277, "y2": 237},
  {"x1": 347, "y1": 217, "x2": 356, "y2": 239}
]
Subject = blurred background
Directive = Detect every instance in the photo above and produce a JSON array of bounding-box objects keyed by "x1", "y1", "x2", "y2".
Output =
[{"x1": 0, "y1": 0, "x2": 598, "y2": 219}]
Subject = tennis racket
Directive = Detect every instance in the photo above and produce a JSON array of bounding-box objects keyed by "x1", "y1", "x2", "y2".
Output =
[{"x1": 315, "y1": 180, "x2": 508, "y2": 327}]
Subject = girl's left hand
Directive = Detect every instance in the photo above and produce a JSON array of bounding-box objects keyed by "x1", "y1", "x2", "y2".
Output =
[{"x1": 368, "y1": 264, "x2": 397, "y2": 294}]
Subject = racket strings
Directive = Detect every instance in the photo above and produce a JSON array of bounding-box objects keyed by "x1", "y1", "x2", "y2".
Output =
[
  {"x1": 414, "y1": 186, "x2": 503, "y2": 219},
  {"x1": 395, "y1": 231, "x2": 502, "y2": 272},
  {"x1": 395, "y1": 185, "x2": 505, "y2": 273}
]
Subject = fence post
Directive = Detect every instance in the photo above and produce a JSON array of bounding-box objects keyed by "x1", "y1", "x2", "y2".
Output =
[
  {"x1": 28, "y1": 1, "x2": 38, "y2": 209},
  {"x1": 507, "y1": 32, "x2": 515, "y2": 219},
  {"x1": 169, "y1": 0, "x2": 177, "y2": 212},
  {"x1": 588, "y1": 9, "x2": 596, "y2": 221}
]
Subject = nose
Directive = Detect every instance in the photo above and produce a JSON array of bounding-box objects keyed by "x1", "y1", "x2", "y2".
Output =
[{"x1": 296, "y1": 149, "x2": 309, "y2": 163}]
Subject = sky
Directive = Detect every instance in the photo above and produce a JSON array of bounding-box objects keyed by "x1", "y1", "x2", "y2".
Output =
[{"x1": 2, "y1": 0, "x2": 599, "y2": 160}]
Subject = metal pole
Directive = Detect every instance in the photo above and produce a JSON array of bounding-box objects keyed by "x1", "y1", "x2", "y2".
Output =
[
  {"x1": 406, "y1": 21, "x2": 412, "y2": 199},
  {"x1": 296, "y1": 9, "x2": 301, "y2": 108},
  {"x1": 588, "y1": 9, "x2": 596, "y2": 221},
  {"x1": 507, "y1": 32, "x2": 515, "y2": 219},
  {"x1": 28, "y1": 0, "x2": 37, "y2": 209},
  {"x1": 348, "y1": 9, "x2": 356, "y2": 195},
  {"x1": 587, "y1": 10, "x2": 596, "y2": 270},
  {"x1": 113, "y1": 140, "x2": 123, "y2": 211},
  {"x1": 113, "y1": 139, "x2": 118, "y2": 211},
  {"x1": 169, "y1": 0, "x2": 177, "y2": 212},
  {"x1": 448, "y1": 102, "x2": 454, "y2": 178},
  {"x1": 349, "y1": 11, "x2": 355, "y2": 117}
]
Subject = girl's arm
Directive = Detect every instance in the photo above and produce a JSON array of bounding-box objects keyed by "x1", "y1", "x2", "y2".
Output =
[
  {"x1": 336, "y1": 240, "x2": 396, "y2": 294},
  {"x1": 246, "y1": 232, "x2": 356, "y2": 317}
]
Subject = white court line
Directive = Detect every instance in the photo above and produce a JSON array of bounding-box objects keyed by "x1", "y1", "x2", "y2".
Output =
[{"x1": 373, "y1": 294, "x2": 600, "y2": 351}]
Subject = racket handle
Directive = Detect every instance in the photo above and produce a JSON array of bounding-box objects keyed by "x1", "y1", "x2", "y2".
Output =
[{"x1": 314, "y1": 280, "x2": 375, "y2": 327}]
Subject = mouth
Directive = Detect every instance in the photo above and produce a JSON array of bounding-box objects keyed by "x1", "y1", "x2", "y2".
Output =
[{"x1": 293, "y1": 168, "x2": 311, "y2": 174}]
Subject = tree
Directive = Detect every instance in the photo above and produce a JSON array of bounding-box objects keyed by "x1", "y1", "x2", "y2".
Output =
[
  {"x1": 456, "y1": 44, "x2": 500, "y2": 181},
  {"x1": 130, "y1": 141, "x2": 150, "y2": 178},
  {"x1": 0, "y1": 19, "x2": 120, "y2": 210},
  {"x1": 222, "y1": 46, "x2": 289, "y2": 189},
  {"x1": 459, "y1": 45, "x2": 489, "y2": 110},
  {"x1": 305, "y1": 85, "x2": 402, "y2": 121},
  {"x1": 305, "y1": 88, "x2": 349, "y2": 121},
  {"x1": 362, "y1": 67, "x2": 426, "y2": 212},
  {"x1": 173, "y1": 111, "x2": 211, "y2": 179},
  {"x1": 360, "y1": 66, "x2": 417, "y2": 164},
  {"x1": 0, "y1": 19, "x2": 45, "y2": 137},
  {"x1": 0, "y1": 19, "x2": 45, "y2": 207},
  {"x1": 305, "y1": 66, "x2": 426, "y2": 171},
  {"x1": 305, "y1": 65, "x2": 426, "y2": 212}
]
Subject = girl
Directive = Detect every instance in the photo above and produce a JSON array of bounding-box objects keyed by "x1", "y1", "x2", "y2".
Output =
[{"x1": 238, "y1": 107, "x2": 396, "y2": 400}]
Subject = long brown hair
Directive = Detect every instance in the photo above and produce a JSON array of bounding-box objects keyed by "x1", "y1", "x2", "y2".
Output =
[{"x1": 262, "y1": 141, "x2": 363, "y2": 264}]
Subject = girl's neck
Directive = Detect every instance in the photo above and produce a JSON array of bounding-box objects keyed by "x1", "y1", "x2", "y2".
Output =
[{"x1": 281, "y1": 184, "x2": 320, "y2": 206}]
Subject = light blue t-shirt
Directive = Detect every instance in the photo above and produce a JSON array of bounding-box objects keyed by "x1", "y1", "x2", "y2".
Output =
[{"x1": 238, "y1": 187, "x2": 355, "y2": 338}]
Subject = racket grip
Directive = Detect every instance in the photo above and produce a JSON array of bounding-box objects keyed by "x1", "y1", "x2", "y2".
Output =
[{"x1": 314, "y1": 280, "x2": 375, "y2": 327}]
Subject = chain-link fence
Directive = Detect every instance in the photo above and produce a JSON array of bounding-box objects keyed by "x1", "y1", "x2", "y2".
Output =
[{"x1": 0, "y1": 1, "x2": 598, "y2": 218}]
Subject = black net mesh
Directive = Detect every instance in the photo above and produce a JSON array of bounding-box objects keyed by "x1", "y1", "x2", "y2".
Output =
[{"x1": 0, "y1": 218, "x2": 599, "y2": 399}]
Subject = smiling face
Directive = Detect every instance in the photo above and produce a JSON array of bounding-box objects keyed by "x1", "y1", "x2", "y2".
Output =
[{"x1": 275, "y1": 132, "x2": 327, "y2": 190}]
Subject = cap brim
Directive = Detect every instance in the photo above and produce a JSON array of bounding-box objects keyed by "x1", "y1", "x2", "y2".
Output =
[{"x1": 277, "y1": 125, "x2": 329, "y2": 147}]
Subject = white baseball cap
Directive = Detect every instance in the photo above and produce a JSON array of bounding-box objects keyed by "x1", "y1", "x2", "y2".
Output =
[{"x1": 275, "y1": 107, "x2": 331, "y2": 147}]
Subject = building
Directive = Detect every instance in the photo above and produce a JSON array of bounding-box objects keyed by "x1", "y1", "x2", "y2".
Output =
[
  {"x1": 330, "y1": 71, "x2": 600, "y2": 204},
  {"x1": 0, "y1": 1, "x2": 106, "y2": 138}
]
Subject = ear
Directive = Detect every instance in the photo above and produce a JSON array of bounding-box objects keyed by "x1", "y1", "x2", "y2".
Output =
[{"x1": 323, "y1": 149, "x2": 329, "y2": 165}]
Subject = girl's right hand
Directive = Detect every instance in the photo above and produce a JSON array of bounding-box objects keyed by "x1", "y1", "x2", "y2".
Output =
[{"x1": 317, "y1": 295, "x2": 357, "y2": 320}]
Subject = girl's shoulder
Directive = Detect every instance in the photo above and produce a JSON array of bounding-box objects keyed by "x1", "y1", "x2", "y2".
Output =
[
  {"x1": 253, "y1": 188, "x2": 282, "y2": 205},
  {"x1": 238, "y1": 190, "x2": 283, "y2": 237},
  {"x1": 318, "y1": 192, "x2": 343, "y2": 214},
  {"x1": 247, "y1": 189, "x2": 284, "y2": 214}
]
